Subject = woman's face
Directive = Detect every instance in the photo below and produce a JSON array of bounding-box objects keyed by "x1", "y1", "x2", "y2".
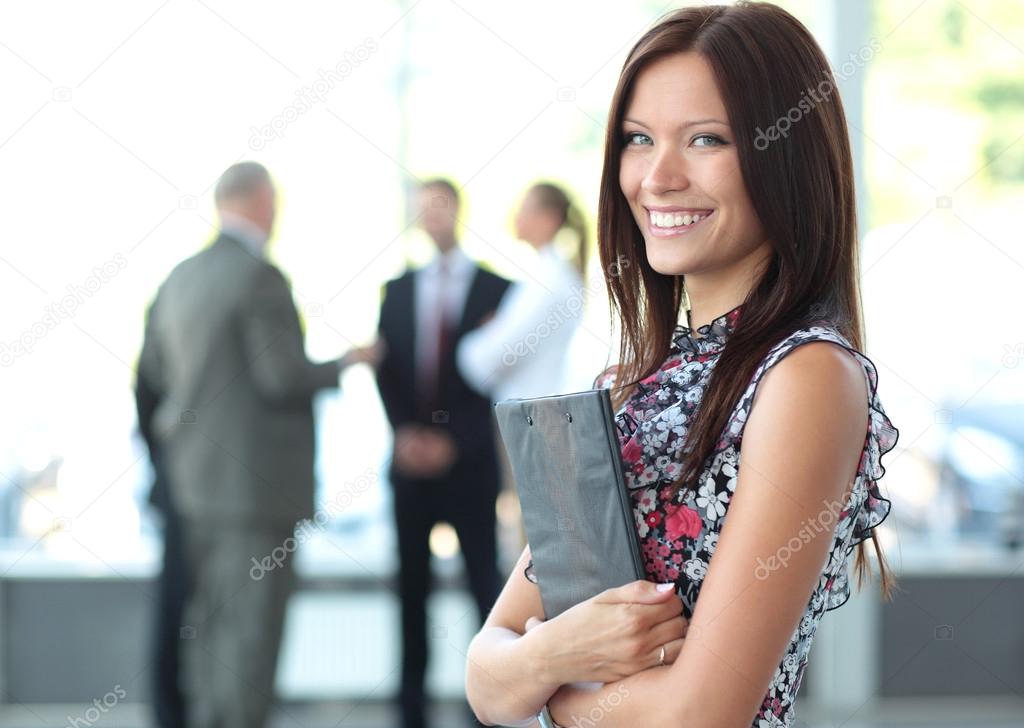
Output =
[
  {"x1": 618, "y1": 51, "x2": 771, "y2": 278},
  {"x1": 514, "y1": 188, "x2": 557, "y2": 244}
]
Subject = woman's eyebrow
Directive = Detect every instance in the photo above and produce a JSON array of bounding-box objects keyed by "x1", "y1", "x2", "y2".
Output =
[{"x1": 621, "y1": 117, "x2": 729, "y2": 129}]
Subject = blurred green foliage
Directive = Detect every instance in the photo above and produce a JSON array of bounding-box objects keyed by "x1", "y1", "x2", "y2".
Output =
[{"x1": 868, "y1": 0, "x2": 1023, "y2": 225}]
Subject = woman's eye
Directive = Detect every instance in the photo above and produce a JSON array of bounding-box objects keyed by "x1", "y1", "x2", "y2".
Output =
[
  {"x1": 692, "y1": 133, "x2": 725, "y2": 147},
  {"x1": 623, "y1": 131, "x2": 652, "y2": 146}
]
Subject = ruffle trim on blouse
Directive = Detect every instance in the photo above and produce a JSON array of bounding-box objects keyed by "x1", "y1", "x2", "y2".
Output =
[
  {"x1": 716, "y1": 326, "x2": 899, "y2": 612},
  {"x1": 669, "y1": 303, "x2": 744, "y2": 357},
  {"x1": 827, "y1": 340, "x2": 900, "y2": 548},
  {"x1": 805, "y1": 334, "x2": 899, "y2": 611},
  {"x1": 822, "y1": 353, "x2": 898, "y2": 612},
  {"x1": 726, "y1": 327, "x2": 899, "y2": 548}
]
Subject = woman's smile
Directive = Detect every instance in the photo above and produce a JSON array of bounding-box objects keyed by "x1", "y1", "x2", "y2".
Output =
[{"x1": 645, "y1": 207, "x2": 716, "y2": 237}]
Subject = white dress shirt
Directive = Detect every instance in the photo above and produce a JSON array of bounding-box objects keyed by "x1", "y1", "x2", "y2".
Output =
[
  {"x1": 415, "y1": 246, "x2": 477, "y2": 381},
  {"x1": 457, "y1": 243, "x2": 584, "y2": 401}
]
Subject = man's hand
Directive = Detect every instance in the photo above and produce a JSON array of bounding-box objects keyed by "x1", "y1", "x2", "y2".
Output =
[
  {"x1": 393, "y1": 425, "x2": 457, "y2": 478},
  {"x1": 343, "y1": 338, "x2": 386, "y2": 370},
  {"x1": 393, "y1": 425, "x2": 425, "y2": 476},
  {"x1": 418, "y1": 429, "x2": 457, "y2": 475}
]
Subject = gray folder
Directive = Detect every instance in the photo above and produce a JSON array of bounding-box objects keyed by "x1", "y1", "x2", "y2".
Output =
[{"x1": 494, "y1": 388, "x2": 645, "y2": 619}]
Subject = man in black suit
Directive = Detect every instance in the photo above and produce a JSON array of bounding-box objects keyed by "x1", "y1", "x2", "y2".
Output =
[{"x1": 376, "y1": 179, "x2": 511, "y2": 728}]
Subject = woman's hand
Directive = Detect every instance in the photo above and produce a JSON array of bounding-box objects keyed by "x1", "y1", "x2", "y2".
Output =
[{"x1": 524, "y1": 580, "x2": 688, "y2": 685}]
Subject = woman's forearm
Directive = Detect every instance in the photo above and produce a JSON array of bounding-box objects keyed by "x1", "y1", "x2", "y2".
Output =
[
  {"x1": 548, "y1": 666, "x2": 689, "y2": 728},
  {"x1": 465, "y1": 625, "x2": 562, "y2": 726}
]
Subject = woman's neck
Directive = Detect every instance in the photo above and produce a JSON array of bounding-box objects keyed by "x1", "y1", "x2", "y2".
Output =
[{"x1": 683, "y1": 242, "x2": 771, "y2": 331}]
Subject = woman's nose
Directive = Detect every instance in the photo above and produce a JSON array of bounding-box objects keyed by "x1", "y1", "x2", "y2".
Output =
[{"x1": 641, "y1": 149, "x2": 690, "y2": 195}]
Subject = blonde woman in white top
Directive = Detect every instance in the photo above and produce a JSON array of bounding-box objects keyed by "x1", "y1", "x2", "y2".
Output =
[{"x1": 458, "y1": 183, "x2": 589, "y2": 401}]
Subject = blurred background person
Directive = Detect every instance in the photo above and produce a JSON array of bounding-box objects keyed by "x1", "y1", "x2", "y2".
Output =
[
  {"x1": 135, "y1": 366, "x2": 189, "y2": 728},
  {"x1": 456, "y1": 182, "x2": 590, "y2": 556},
  {"x1": 374, "y1": 178, "x2": 510, "y2": 728},
  {"x1": 457, "y1": 181, "x2": 588, "y2": 401},
  {"x1": 137, "y1": 161, "x2": 379, "y2": 728}
]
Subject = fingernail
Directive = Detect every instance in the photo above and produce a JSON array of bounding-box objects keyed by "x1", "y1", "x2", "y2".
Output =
[{"x1": 656, "y1": 582, "x2": 675, "y2": 592}]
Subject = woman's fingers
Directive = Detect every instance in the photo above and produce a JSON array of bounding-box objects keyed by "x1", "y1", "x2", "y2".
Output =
[
  {"x1": 648, "y1": 593, "x2": 685, "y2": 623},
  {"x1": 638, "y1": 620, "x2": 687, "y2": 672},
  {"x1": 647, "y1": 615, "x2": 688, "y2": 649},
  {"x1": 619, "y1": 593, "x2": 683, "y2": 627},
  {"x1": 598, "y1": 579, "x2": 678, "y2": 606},
  {"x1": 659, "y1": 636, "x2": 687, "y2": 666}
]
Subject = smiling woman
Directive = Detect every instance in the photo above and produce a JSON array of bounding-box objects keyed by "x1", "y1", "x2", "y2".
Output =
[{"x1": 465, "y1": 3, "x2": 899, "y2": 728}]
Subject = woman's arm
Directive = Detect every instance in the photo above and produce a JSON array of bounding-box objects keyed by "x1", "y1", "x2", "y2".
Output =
[
  {"x1": 547, "y1": 342, "x2": 870, "y2": 728},
  {"x1": 466, "y1": 547, "x2": 688, "y2": 726},
  {"x1": 465, "y1": 546, "x2": 559, "y2": 726}
]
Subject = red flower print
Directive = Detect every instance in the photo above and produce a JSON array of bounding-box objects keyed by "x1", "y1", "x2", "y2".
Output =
[
  {"x1": 665, "y1": 503, "x2": 702, "y2": 541},
  {"x1": 622, "y1": 438, "x2": 642, "y2": 463},
  {"x1": 645, "y1": 512, "x2": 663, "y2": 528}
]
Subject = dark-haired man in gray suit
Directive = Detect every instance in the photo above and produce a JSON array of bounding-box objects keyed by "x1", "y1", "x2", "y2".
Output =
[{"x1": 138, "y1": 161, "x2": 379, "y2": 728}]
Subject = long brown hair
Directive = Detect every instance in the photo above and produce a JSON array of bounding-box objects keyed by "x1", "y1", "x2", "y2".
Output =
[
  {"x1": 531, "y1": 182, "x2": 589, "y2": 277},
  {"x1": 597, "y1": 2, "x2": 893, "y2": 598}
]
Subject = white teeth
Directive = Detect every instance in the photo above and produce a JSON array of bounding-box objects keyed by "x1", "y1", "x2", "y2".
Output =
[{"x1": 649, "y1": 210, "x2": 709, "y2": 228}]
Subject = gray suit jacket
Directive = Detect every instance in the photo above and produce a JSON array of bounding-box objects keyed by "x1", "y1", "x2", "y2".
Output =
[{"x1": 138, "y1": 233, "x2": 339, "y2": 524}]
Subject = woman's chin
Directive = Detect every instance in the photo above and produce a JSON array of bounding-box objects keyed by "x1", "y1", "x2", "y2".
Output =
[{"x1": 644, "y1": 242, "x2": 693, "y2": 276}]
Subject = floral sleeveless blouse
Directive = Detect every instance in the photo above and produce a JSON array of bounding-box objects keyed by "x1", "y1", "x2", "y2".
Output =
[{"x1": 525, "y1": 303, "x2": 898, "y2": 727}]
